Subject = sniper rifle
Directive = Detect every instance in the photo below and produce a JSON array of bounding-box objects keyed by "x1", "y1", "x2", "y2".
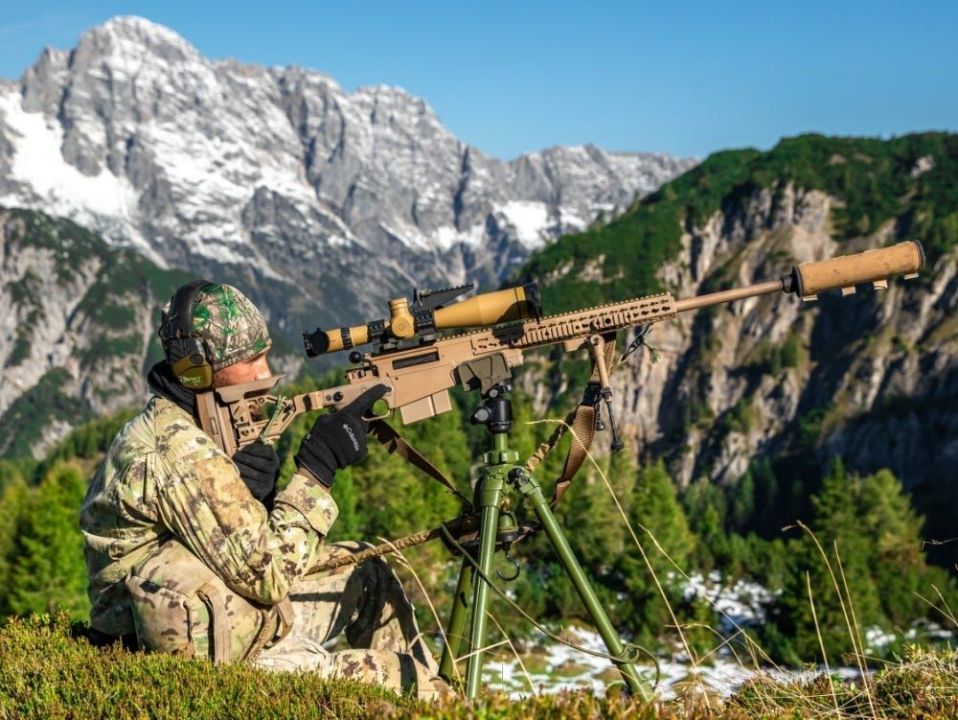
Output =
[{"x1": 196, "y1": 240, "x2": 925, "y2": 469}]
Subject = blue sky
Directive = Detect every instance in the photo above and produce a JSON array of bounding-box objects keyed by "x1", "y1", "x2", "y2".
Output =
[{"x1": 0, "y1": 1, "x2": 955, "y2": 160}]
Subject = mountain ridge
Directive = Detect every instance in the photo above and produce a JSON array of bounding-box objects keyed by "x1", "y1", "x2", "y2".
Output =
[
  {"x1": 516, "y1": 132, "x2": 958, "y2": 499},
  {"x1": 1, "y1": 15, "x2": 694, "y2": 272},
  {"x1": 0, "y1": 15, "x2": 694, "y2": 448}
]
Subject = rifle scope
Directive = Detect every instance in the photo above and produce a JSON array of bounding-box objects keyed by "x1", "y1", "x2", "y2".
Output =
[{"x1": 304, "y1": 284, "x2": 541, "y2": 356}]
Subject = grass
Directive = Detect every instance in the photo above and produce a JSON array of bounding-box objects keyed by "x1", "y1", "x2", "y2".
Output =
[{"x1": 0, "y1": 614, "x2": 955, "y2": 720}]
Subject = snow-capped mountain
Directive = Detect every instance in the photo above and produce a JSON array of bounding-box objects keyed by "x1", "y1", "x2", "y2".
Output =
[{"x1": 0, "y1": 16, "x2": 695, "y2": 330}]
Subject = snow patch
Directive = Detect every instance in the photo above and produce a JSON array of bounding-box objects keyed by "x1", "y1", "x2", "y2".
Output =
[
  {"x1": 680, "y1": 571, "x2": 776, "y2": 631},
  {"x1": 482, "y1": 625, "x2": 864, "y2": 701},
  {"x1": 559, "y1": 206, "x2": 587, "y2": 232},
  {"x1": 495, "y1": 200, "x2": 551, "y2": 249},
  {"x1": 865, "y1": 626, "x2": 897, "y2": 651},
  {"x1": 430, "y1": 222, "x2": 488, "y2": 251},
  {"x1": 0, "y1": 91, "x2": 162, "y2": 265}
]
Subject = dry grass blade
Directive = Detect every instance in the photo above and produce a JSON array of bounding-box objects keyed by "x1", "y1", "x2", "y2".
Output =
[
  {"x1": 376, "y1": 536, "x2": 460, "y2": 680},
  {"x1": 794, "y1": 523, "x2": 873, "y2": 696},
  {"x1": 807, "y1": 570, "x2": 842, "y2": 718},
  {"x1": 524, "y1": 418, "x2": 699, "y2": 676},
  {"x1": 455, "y1": 639, "x2": 511, "y2": 664},
  {"x1": 833, "y1": 541, "x2": 880, "y2": 719},
  {"x1": 487, "y1": 612, "x2": 536, "y2": 694}
]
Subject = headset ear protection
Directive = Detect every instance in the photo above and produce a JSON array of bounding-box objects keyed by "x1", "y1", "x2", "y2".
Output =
[{"x1": 163, "y1": 279, "x2": 214, "y2": 390}]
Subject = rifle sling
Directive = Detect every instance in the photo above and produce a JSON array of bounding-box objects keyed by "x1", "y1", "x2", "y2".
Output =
[
  {"x1": 526, "y1": 337, "x2": 617, "y2": 507},
  {"x1": 368, "y1": 418, "x2": 471, "y2": 507}
]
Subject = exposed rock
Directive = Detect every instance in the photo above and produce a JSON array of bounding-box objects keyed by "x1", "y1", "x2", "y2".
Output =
[
  {"x1": 602, "y1": 184, "x2": 957, "y2": 490},
  {"x1": 0, "y1": 209, "x2": 186, "y2": 457}
]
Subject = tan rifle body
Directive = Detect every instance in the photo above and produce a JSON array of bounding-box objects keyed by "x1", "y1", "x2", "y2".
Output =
[{"x1": 197, "y1": 241, "x2": 924, "y2": 456}]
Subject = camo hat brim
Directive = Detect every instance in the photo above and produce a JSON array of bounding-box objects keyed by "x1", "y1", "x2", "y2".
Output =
[{"x1": 160, "y1": 283, "x2": 271, "y2": 371}]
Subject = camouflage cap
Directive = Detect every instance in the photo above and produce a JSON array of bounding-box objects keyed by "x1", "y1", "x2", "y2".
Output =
[{"x1": 160, "y1": 283, "x2": 271, "y2": 371}]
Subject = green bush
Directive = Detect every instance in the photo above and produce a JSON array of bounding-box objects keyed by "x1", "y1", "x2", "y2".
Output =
[{"x1": 765, "y1": 460, "x2": 958, "y2": 663}]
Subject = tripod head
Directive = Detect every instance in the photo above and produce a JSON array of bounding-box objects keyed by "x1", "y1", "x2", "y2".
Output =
[{"x1": 470, "y1": 383, "x2": 514, "y2": 434}]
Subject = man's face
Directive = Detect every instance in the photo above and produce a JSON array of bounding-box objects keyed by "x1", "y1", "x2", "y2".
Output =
[{"x1": 212, "y1": 351, "x2": 272, "y2": 387}]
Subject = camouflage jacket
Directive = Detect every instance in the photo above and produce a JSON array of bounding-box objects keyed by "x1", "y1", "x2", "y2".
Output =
[{"x1": 80, "y1": 395, "x2": 338, "y2": 636}]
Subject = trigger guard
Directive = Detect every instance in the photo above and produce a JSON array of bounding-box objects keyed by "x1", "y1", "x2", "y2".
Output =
[{"x1": 363, "y1": 408, "x2": 391, "y2": 422}]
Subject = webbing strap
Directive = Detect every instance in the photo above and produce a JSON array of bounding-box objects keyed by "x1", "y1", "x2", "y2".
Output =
[
  {"x1": 369, "y1": 418, "x2": 471, "y2": 507},
  {"x1": 552, "y1": 403, "x2": 598, "y2": 505},
  {"x1": 526, "y1": 336, "x2": 617, "y2": 506}
]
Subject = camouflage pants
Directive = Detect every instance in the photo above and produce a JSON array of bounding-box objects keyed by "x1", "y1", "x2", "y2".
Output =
[
  {"x1": 255, "y1": 542, "x2": 450, "y2": 699},
  {"x1": 127, "y1": 539, "x2": 449, "y2": 699}
]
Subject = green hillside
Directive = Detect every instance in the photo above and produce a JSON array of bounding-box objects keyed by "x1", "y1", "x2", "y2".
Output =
[
  {"x1": 514, "y1": 132, "x2": 958, "y2": 570},
  {"x1": 0, "y1": 209, "x2": 190, "y2": 457},
  {"x1": 520, "y1": 133, "x2": 958, "y2": 312}
]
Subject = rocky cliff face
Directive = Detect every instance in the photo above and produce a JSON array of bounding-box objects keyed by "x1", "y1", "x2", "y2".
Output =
[
  {"x1": 0, "y1": 209, "x2": 187, "y2": 457},
  {"x1": 580, "y1": 183, "x2": 957, "y2": 491}
]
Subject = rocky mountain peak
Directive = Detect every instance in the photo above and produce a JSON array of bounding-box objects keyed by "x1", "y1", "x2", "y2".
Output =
[
  {"x1": 77, "y1": 15, "x2": 201, "y2": 66},
  {"x1": 2, "y1": 16, "x2": 694, "y2": 281}
]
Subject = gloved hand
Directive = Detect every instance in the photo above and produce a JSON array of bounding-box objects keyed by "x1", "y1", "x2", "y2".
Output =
[
  {"x1": 294, "y1": 385, "x2": 388, "y2": 488},
  {"x1": 232, "y1": 441, "x2": 281, "y2": 504}
]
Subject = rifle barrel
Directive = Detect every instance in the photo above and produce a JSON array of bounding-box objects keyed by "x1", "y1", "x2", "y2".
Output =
[{"x1": 674, "y1": 279, "x2": 784, "y2": 313}]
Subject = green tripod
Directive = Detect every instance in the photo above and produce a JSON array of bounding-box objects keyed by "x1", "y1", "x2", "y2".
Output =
[{"x1": 436, "y1": 387, "x2": 652, "y2": 700}]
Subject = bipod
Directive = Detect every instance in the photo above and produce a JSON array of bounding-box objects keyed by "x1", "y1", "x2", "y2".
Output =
[{"x1": 437, "y1": 385, "x2": 652, "y2": 700}]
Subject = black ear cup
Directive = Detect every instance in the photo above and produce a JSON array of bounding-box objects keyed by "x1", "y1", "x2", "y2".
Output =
[{"x1": 162, "y1": 280, "x2": 214, "y2": 390}]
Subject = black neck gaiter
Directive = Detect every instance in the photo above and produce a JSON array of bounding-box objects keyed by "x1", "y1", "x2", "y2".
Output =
[{"x1": 146, "y1": 361, "x2": 198, "y2": 416}]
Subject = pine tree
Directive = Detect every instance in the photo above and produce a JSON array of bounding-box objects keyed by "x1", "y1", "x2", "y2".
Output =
[
  {"x1": 0, "y1": 474, "x2": 29, "y2": 615},
  {"x1": 730, "y1": 470, "x2": 756, "y2": 532},
  {"x1": 616, "y1": 461, "x2": 696, "y2": 639},
  {"x1": 774, "y1": 459, "x2": 884, "y2": 662},
  {"x1": 682, "y1": 478, "x2": 726, "y2": 570},
  {"x1": 856, "y1": 469, "x2": 943, "y2": 626},
  {"x1": 7, "y1": 461, "x2": 90, "y2": 619},
  {"x1": 770, "y1": 459, "x2": 955, "y2": 663},
  {"x1": 751, "y1": 457, "x2": 781, "y2": 536}
]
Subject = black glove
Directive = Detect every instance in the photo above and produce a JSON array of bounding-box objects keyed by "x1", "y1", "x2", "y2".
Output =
[
  {"x1": 233, "y1": 441, "x2": 281, "y2": 505},
  {"x1": 294, "y1": 385, "x2": 388, "y2": 488}
]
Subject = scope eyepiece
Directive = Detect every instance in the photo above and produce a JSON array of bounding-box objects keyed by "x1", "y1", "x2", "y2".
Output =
[{"x1": 303, "y1": 329, "x2": 330, "y2": 358}]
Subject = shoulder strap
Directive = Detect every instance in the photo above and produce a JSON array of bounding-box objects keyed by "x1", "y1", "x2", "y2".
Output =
[{"x1": 368, "y1": 419, "x2": 472, "y2": 508}]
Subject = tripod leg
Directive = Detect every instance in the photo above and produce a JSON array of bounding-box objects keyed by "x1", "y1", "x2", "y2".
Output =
[
  {"x1": 513, "y1": 470, "x2": 653, "y2": 701},
  {"x1": 439, "y1": 556, "x2": 473, "y2": 682},
  {"x1": 464, "y1": 500, "x2": 501, "y2": 698}
]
